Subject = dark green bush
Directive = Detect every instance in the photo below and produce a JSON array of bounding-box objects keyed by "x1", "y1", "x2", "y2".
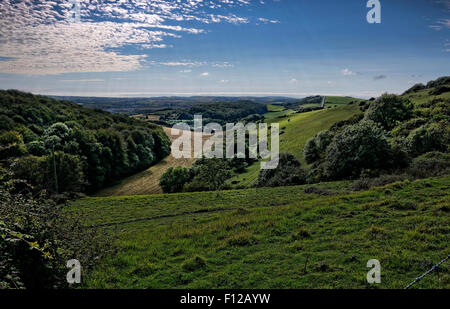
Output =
[
  {"x1": 364, "y1": 94, "x2": 413, "y2": 130},
  {"x1": 257, "y1": 153, "x2": 306, "y2": 187},
  {"x1": 408, "y1": 151, "x2": 450, "y2": 178},
  {"x1": 0, "y1": 178, "x2": 113, "y2": 289},
  {"x1": 160, "y1": 167, "x2": 191, "y2": 193},
  {"x1": 304, "y1": 130, "x2": 334, "y2": 164},
  {"x1": 323, "y1": 121, "x2": 393, "y2": 180},
  {"x1": 405, "y1": 122, "x2": 449, "y2": 156}
]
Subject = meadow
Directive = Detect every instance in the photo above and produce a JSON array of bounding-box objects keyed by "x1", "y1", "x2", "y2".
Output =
[
  {"x1": 68, "y1": 175, "x2": 450, "y2": 289},
  {"x1": 230, "y1": 100, "x2": 362, "y2": 187}
]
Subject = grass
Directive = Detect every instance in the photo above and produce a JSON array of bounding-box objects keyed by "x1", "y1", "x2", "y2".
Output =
[
  {"x1": 325, "y1": 96, "x2": 362, "y2": 107},
  {"x1": 276, "y1": 104, "x2": 360, "y2": 162},
  {"x1": 230, "y1": 103, "x2": 361, "y2": 187},
  {"x1": 403, "y1": 88, "x2": 450, "y2": 106},
  {"x1": 96, "y1": 127, "x2": 208, "y2": 196},
  {"x1": 68, "y1": 175, "x2": 450, "y2": 289},
  {"x1": 266, "y1": 104, "x2": 286, "y2": 112}
]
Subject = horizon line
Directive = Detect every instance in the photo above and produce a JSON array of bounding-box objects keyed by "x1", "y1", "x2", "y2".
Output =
[{"x1": 1, "y1": 88, "x2": 382, "y2": 100}]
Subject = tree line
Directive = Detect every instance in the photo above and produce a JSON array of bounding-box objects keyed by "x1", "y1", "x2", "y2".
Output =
[{"x1": 0, "y1": 90, "x2": 171, "y2": 195}]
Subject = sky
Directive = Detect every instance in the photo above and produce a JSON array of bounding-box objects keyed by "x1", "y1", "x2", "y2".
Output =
[{"x1": 0, "y1": 0, "x2": 449, "y2": 98}]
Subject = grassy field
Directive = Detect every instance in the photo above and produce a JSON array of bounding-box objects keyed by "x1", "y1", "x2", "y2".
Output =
[
  {"x1": 325, "y1": 96, "x2": 362, "y2": 106},
  {"x1": 266, "y1": 104, "x2": 286, "y2": 112},
  {"x1": 96, "y1": 127, "x2": 208, "y2": 196},
  {"x1": 69, "y1": 175, "x2": 450, "y2": 289},
  {"x1": 403, "y1": 88, "x2": 450, "y2": 105},
  {"x1": 230, "y1": 103, "x2": 362, "y2": 187}
]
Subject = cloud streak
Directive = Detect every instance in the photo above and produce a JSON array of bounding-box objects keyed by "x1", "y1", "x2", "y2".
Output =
[{"x1": 0, "y1": 0, "x2": 273, "y2": 75}]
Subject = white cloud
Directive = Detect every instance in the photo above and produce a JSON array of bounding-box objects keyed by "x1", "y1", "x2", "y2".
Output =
[
  {"x1": 257, "y1": 17, "x2": 280, "y2": 24},
  {"x1": 429, "y1": 19, "x2": 450, "y2": 30},
  {"x1": 161, "y1": 61, "x2": 233, "y2": 68},
  {"x1": 0, "y1": 0, "x2": 275, "y2": 75},
  {"x1": 341, "y1": 68, "x2": 356, "y2": 76},
  {"x1": 59, "y1": 79, "x2": 105, "y2": 83},
  {"x1": 212, "y1": 62, "x2": 234, "y2": 68},
  {"x1": 200, "y1": 72, "x2": 210, "y2": 76},
  {"x1": 161, "y1": 61, "x2": 206, "y2": 67}
]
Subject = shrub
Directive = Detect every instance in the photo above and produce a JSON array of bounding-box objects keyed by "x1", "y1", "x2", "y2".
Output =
[
  {"x1": 187, "y1": 158, "x2": 233, "y2": 192},
  {"x1": 405, "y1": 122, "x2": 449, "y2": 156},
  {"x1": 292, "y1": 226, "x2": 311, "y2": 240},
  {"x1": 323, "y1": 121, "x2": 393, "y2": 180},
  {"x1": 0, "y1": 131, "x2": 27, "y2": 158},
  {"x1": 303, "y1": 186, "x2": 330, "y2": 195},
  {"x1": 26, "y1": 141, "x2": 47, "y2": 156},
  {"x1": 391, "y1": 118, "x2": 427, "y2": 137},
  {"x1": 0, "y1": 180, "x2": 113, "y2": 289},
  {"x1": 430, "y1": 85, "x2": 450, "y2": 95},
  {"x1": 0, "y1": 115, "x2": 15, "y2": 131},
  {"x1": 159, "y1": 167, "x2": 191, "y2": 193},
  {"x1": 257, "y1": 153, "x2": 306, "y2": 187},
  {"x1": 403, "y1": 83, "x2": 426, "y2": 94},
  {"x1": 12, "y1": 155, "x2": 46, "y2": 188},
  {"x1": 353, "y1": 174, "x2": 409, "y2": 191},
  {"x1": 304, "y1": 138, "x2": 319, "y2": 164},
  {"x1": 329, "y1": 113, "x2": 364, "y2": 132},
  {"x1": 364, "y1": 94, "x2": 413, "y2": 130},
  {"x1": 304, "y1": 130, "x2": 334, "y2": 164},
  {"x1": 408, "y1": 151, "x2": 450, "y2": 178}
]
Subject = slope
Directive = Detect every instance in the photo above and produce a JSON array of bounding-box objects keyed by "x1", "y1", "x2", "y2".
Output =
[{"x1": 68, "y1": 175, "x2": 450, "y2": 289}]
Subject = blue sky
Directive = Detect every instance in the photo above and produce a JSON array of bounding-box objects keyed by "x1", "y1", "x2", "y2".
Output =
[{"x1": 0, "y1": 0, "x2": 449, "y2": 98}]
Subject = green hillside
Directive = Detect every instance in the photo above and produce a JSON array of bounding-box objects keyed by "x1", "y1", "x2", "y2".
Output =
[
  {"x1": 230, "y1": 103, "x2": 361, "y2": 187},
  {"x1": 68, "y1": 175, "x2": 450, "y2": 289}
]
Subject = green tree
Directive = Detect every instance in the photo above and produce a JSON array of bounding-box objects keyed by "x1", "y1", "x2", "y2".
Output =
[
  {"x1": 0, "y1": 131, "x2": 27, "y2": 158},
  {"x1": 304, "y1": 130, "x2": 334, "y2": 164},
  {"x1": 257, "y1": 153, "x2": 306, "y2": 187},
  {"x1": 26, "y1": 141, "x2": 47, "y2": 156},
  {"x1": 12, "y1": 155, "x2": 46, "y2": 188},
  {"x1": 159, "y1": 167, "x2": 191, "y2": 193},
  {"x1": 44, "y1": 152, "x2": 84, "y2": 193},
  {"x1": 191, "y1": 158, "x2": 232, "y2": 191},
  {"x1": 405, "y1": 121, "x2": 449, "y2": 156},
  {"x1": 364, "y1": 94, "x2": 413, "y2": 130},
  {"x1": 323, "y1": 120, "x2": 393, "y2": 180}
]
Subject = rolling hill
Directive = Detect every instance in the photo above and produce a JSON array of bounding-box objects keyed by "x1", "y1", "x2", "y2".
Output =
[
  {"x1": 66, "y1": 81, "x2": 449, "y2": 289},
  {"x1": 68, "y1": 175, "x2": 450, "y2": 289},
  {"x1": 229, "y1": 100, "x2": 362, "y2": 188},
  {"x1": 95, "y1": 127, "x2": 210, "y2": 196},
  {"x1": 97, "y1": 96, "x2": 363, "y2": 194}
]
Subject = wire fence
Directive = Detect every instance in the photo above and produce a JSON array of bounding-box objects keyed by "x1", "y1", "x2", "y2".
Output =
[{"x1": 404, "y1": 254, "x2": 450, "y2": 289}]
